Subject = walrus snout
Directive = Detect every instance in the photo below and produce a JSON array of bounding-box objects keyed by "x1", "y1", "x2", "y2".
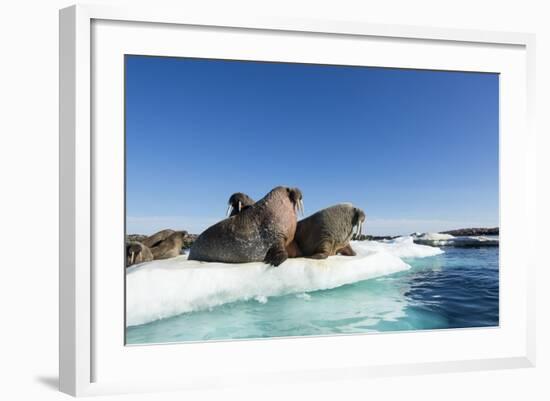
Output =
[
  {"x1": 126, "y1": 242, "x2": 141, "y2": 265},
  {"x1": 287, "y1": 187, "x2": 304, "y2": 216},
  {"x1": 126, "y1": 241, "x2": 154, "y2": 267}
]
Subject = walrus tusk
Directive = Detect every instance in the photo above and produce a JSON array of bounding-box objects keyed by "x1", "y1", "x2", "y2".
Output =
[
  {"x1": 299, "y1": 199, "x2": 304, "y2": 216},
  {"x1": 296, "y1": 199, "x2": 303, "y2": 216},
  {"x1": 238, "y1": 201, "x2": 242, "y2": 212},
  {"x1": 226, "y1": 204, "x2": 233, "y2": 216},
  {"x1": 359, "y1": 221, "x2": 363, "y2": 237},
  {"x1": 130, "y1": 251, "x2": 135, "y2": 265}
]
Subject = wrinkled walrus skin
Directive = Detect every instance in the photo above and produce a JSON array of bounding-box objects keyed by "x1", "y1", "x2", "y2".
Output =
[
  {"x1": 189, "y1": 186, "x2": 303, "y2": 266},
  {"x1": 288, "y1": 203, "x2": 366, "y2": 259}
]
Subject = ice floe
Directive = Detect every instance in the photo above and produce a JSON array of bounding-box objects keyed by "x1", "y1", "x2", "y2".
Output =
[{"x1": 126, "y1": 236, "x2": 442, "y2": 326}]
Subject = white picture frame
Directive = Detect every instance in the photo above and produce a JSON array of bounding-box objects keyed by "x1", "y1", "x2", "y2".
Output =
[{"x1": 59, "y1": 3, "x2": 536, "y2": 397}]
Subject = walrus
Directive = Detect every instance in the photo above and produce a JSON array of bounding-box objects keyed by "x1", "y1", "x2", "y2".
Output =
[
  {"x1": 287, "y1": 203, "x2": 366, "y2": 259},
  {"x1": 222, "y1": 191, "x2": 301, "y2": 257},
  {"x1": 142, "y1": 229, "x2": 176, "y2": 248},
  {"x1": 226, "y1": 192, "x2": 255, "y2": 217},
  {"x1": 149, "y1": 230, "x2": 188, "y2": 260},
  {"x1": 189, "y1": 186, "x2": 304, "y2": 266},
  {"x1": 126, "y1": 241, "x2": 154, "y2": 267}
]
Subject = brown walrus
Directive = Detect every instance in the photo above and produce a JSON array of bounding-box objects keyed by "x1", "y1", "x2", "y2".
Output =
[
  {"x1": 189, "y1": 186, "x2": 304, "y2": 266},
  {"x1": 142, "y1": 229, "x2": 176, "y2": 248},
  {"x1": 226, "y1": 192, "x2": 255, "y2": 217},
  {"x1": 126, "y1": 241, "x2": 154, "y2": 267},
  {"x1": 287, "y1": 203, "x2": 366, "y2": 259},
  {"x1": 150, "y1": 230, "x2": 188, "y2": 260},
  {"x1": 126, "y1": 229, "x2": 188, "y2": 266}
]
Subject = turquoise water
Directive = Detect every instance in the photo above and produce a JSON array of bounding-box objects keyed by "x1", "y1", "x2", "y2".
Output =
[{"x1": 126, "y1": 246, "x2": 498, "y2": 344}]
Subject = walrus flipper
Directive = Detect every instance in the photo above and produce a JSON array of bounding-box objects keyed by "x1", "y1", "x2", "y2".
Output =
[
  {"x1": 306, "y1": 241, "x2": 331, "y2": 259},
  {"x1": 264, "y1": 241, "x2": 288, "y2": 267},
  {"x1": 338, "y1": 244, "x2": 356, "y2": 256},
  {"x1": 308, "y1": 252, "x2": 330, "y2": 259}
]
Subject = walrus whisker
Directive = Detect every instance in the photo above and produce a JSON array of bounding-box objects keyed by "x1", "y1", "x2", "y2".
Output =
[{"x1": 226, "y1": 204, "x2": 233, "y2": 216}]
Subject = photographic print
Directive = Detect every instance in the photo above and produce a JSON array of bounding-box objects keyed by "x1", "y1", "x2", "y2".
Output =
[{"x1": 124, "y1": 55, "x2": 499, "y2": 345}]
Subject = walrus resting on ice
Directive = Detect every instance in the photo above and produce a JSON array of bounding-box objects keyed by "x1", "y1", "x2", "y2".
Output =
[
  {"x1": 126, "y1": 230, "x2": 188, "y2": 266},
  {"x1": 287, "y1": 203, "x2": 366, "y2": 259},
  {"x1": 226, "y1": 192, "x2": 255, "y2": 217},
  {"x1": 150, "y1": 230, "x2": 188, "y2": 260},
  {"x1": 142, "y1": 229, "x2": 176, "y2": 248},
  {"x1": 189, "y1": 186, "x2": 304, "y2": 266},
  {"x1": 126, "y1": 241, "x2": 154, "y2": 267}
]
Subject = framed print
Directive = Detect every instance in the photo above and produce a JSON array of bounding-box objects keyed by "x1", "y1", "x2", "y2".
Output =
[{"x1": 59, "y1": 4, "x2": 536, "y2": 396}]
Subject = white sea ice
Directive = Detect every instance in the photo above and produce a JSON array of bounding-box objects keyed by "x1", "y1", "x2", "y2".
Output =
[{"x1": 126, "y1": 236, "x2": 443, "y2": 326}]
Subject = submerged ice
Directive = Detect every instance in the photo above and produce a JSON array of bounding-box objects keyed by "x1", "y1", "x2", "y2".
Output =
[{"x1": 126, "y1": 237, "x2": 443, "y2": 327}]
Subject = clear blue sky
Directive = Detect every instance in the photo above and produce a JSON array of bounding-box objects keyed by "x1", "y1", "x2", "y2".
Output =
[{"x1": 125, "y1": 55, "x2": 499, "y2": 235}]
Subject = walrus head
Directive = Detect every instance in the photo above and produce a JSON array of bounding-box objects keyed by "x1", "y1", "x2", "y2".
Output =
[
  {"x1": 287, "y1": 187, "x2": 304, "y2": 216},
  {"x1": 126, "y1": 241, "x2": 144, "y2": 266},
  {"x1": 352, "y1": 207, "x2": 366, "y2": 237},
  {"x1": 226, "y1": 192, "x2": 255, "y2": 216}
]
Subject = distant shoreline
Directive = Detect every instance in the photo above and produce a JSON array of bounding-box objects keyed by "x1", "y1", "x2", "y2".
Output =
[
  {"x1": 440, "y1": 227, "x2": 499, "y2": 236},
  {"x1": 353, "y1": 227, "x2": 499, "y2": 241}
]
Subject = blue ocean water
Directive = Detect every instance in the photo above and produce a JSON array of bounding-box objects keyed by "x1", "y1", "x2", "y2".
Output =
[{"x1": 126, "y1": 246, "x2": 499, "y2": 344}]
